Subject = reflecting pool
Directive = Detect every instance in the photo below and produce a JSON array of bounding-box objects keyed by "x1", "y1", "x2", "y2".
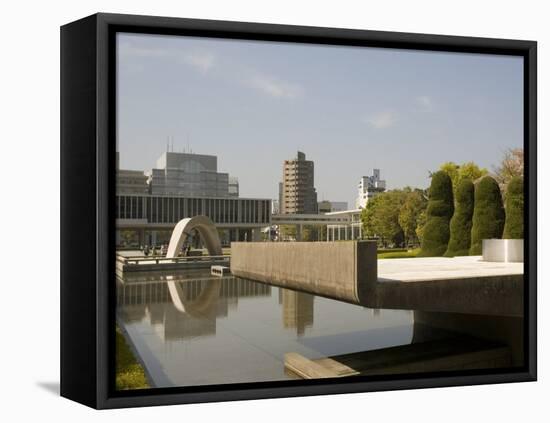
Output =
[{"x1": 117, "y1": 270, "x2": 414, "y2": 388}]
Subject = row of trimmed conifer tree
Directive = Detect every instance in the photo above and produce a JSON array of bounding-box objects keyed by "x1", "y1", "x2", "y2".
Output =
[{"x1": 418, "y1": 172, "x2": 523, "y2": 257}]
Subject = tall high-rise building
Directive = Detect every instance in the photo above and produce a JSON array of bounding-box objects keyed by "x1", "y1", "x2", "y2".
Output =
[
  {"x1": 281, "y1": 290, "x2": 314, "y2": 336},
  {"x1": 281, "y1": 151, "x2": 318, "y2": 214},
  {"x1": 278, "y1": 182, "x2": 283, "y2": 214},
  {"x1": 356, "y1": 169, "x2": 386, "y2": 208},
  {"x1": 147, "y1": 151, "x2": 238, "y2": 197}
]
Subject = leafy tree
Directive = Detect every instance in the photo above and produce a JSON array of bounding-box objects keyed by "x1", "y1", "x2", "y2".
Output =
[
  {"x1": 440, "y1": 161, "x2": 488, "y2": 199},
  {"x1": 398, "y1": 189, "x2": 428, "y2": 246},
  {"x1": 444, "y1": 178, "x2": 474, "y2": 256},
  {"x1": 503, "y1": 176, "x2": 524, "y2": 239},
  {"x1": 439, "y1": 162, "x2": 460, "y2": 186},
  {"x1": 458, "y1": 162, "x2": 488, "y2": 184},
  {"x1": 279, "y1": 225, "x2": 296, "y2": 240},
  {"x1": 120, "y1": 230, "x2": 138, "y2": 246},
  {"x1": 302, "y1": 225, "x2": 319, "y2": 241},
  {"x1": 361, "y1": 190, "x2": 406, "y2": 247},
  {"x1": 418, "y1": 171, "x2": 454, "y2": 256},
  {"x1": 494, "y1": 148, "x2": 524, "y2": 187},
  {"x1": 319, "y1": 225, "x2": 328, "y2": 241},
  {"x1": 470, "y1": 176, "x2": 505, "y2": 255},
  {"x1": 415, "y1": 209, "x2": 427, "y2": 244},
  {"x1": 361, "y1": 188, "x2": 428, "y2": 248}
]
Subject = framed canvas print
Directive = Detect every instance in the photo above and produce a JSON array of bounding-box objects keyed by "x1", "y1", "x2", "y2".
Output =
[{"x1": 60, "y1": 13, "x2": 537, "y2": 409}]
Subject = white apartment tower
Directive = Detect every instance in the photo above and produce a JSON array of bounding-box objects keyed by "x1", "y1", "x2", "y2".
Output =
[{"x1": 356, "y1": 169, "x2": 386, "y2": 208}]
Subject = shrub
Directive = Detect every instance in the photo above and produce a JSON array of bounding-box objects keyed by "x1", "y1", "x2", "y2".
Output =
[
  {"x1": 418, "y1": 171, "x2": 454, "y2": 256},
  {"x1": 470, "y1": 176, "x2": 505, "y2": 255},
  {"x1": 444, "y1": 179, "x2": 474, "y2": 256},
  {"x1": 503, "y1": 176, "x2": 524, "y2": 239}
]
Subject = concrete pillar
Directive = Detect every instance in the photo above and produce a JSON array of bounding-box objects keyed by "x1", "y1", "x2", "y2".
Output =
[
  {"x1": 151, "y1": 230, "x2": 157, "y2": 246},
  {"x1": 116, "y1": 230, "x2": 121, "y2": 246},
  {"x1": 296, "y1": 224, "x2": 302, "y2": 241},
  {"x1": 138, "y1": 228, "x2": 145, "y2": 247}
]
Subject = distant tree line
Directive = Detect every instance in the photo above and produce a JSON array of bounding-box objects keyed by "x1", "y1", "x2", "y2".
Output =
[
  {"x1": 360, "y1": 148, "x2": 524, "y2": 255},
  {"x1": 361, "y1": 187, "x2": 427, "y2": 247}
]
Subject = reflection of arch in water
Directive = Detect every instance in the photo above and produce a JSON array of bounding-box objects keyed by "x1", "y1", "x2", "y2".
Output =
[
  {"x1": 166, "y1": 216, "x2": 222, "y2": 258},
  {"x1": 166, "y1": 216, "x2": 223, "y2": 316},
  {"x1": 167, "y1": 278, "x2": 221, "y2": 316}
]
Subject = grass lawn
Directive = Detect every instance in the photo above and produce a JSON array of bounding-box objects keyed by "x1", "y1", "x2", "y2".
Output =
[
  {"x1": 377, "y1": 248, "x2": 421, "y2": 259},
  {"x1": 116, "y1": 326, "x2": 149, "y2": 390}
]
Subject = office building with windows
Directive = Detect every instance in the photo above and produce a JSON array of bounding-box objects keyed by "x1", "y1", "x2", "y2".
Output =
[
  {"x1": 318, "y1": 200, "x2": 348, "y2": 213},
  {"x1": 116, "y1": 169, "x2": 149, "y2": 194},
  {"x1": 116, "y1": 193, "x2": 271, "y2": 246},
  {"x1": 356, "y1": 169, "x2": 386, "y2": 208},
  {"x1": 281, "y1": 151, "x2": 318, "y2": 214},
  {"x1": 228, "y1": 176, "x2": 239, "y2": 197},
  {"x1": 147, "y1": 151, "x2": 239, "y2": 197},
  {"x1": 115, "y1": 152, "x2": 149, "y2": 194}
]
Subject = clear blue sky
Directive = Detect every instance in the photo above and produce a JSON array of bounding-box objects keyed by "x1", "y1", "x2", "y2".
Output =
[{"x1": 117, "y1": 33, "x2": 523, "y2": 207}]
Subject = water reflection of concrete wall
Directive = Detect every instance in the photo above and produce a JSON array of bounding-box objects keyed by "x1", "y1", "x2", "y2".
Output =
[
  {"x1": 116, "y1": 276, "x2": 271, "y2": 342},
  {"x1": 281, "y1": 289, "x2": 314, "y2": 336}
]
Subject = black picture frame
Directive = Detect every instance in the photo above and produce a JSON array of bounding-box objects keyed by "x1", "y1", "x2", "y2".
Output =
[{"x1": 60, "y1": 12, "x2": 537, "y2": 409}]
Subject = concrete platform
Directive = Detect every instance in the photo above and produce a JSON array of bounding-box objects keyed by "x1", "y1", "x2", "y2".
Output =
[
  {"x1": 230, "y1": 242, "x2": 524, "y2": 317},
  {"x1": 377, "y1": 256, "x2": 523, "y2": 282},
  {"x1": 116, "y1": 253, "x2": 229, "y2": 273},
  {"x1": 374, "y1": 256, "x2": 523, "y2": 317}
]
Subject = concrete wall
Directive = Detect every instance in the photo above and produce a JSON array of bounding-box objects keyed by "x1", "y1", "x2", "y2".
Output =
[
  {"x1": 373, "y1": 273, "x2": 523, "y2": 317},
  {"x1": 230, "y1": 241, "x2": 377, "y2": 304},
  {"x1": 230, "y1": 242, "x2": 523, "y2": 317}
]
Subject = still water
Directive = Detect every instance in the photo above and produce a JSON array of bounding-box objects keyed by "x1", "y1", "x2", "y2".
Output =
[{"x1": 117, "y1": 270, "x2": 413, "y2": 388}]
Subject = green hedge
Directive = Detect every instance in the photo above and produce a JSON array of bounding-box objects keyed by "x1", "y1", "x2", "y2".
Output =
[
  {"x1": 378, "y1": 249, "x2": 420, "y2": 259},
  {"x1": 470, "y1": 176, "x2": 505, "y2": 255},
  {"x1": 503, "y1": 176, "x2": 524, "y2": 239},
  {"x1": 444, "y1": 178, "x2": 474, "y2": 256},
  {"x1": 419, "y1": 171, "x2": 454, "y2": 257}
]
